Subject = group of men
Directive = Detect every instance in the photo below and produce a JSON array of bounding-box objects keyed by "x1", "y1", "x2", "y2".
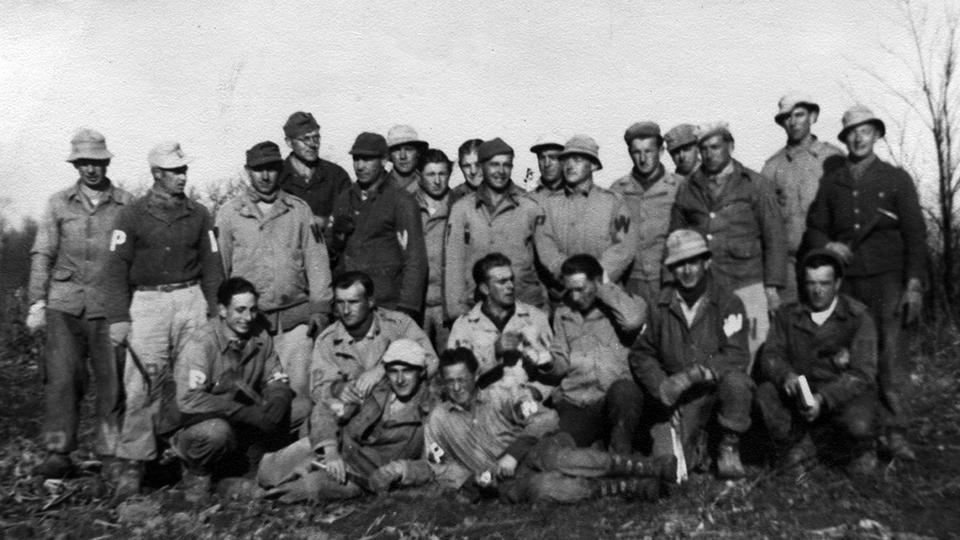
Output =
[{"x1": 26, "y1": 93, "x2": 926, "y2": 505}]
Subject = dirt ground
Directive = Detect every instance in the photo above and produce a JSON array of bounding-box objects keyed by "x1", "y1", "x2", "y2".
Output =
[{"x1": 1, "y1": 329, "x2": 959, "y2": 539}]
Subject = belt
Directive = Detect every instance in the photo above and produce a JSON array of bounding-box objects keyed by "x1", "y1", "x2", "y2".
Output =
[{"x1": 135, "y1": 279, "x2": 200, "y2": 293}]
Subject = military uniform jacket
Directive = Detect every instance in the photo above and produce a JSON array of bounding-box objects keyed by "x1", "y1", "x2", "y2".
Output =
[
  {"x1": 103, "y1": 189, "x2": 224, "y2": 322},
  {"x1": 629, "y1": 277, "x2": 750, "y2": 400},
  {"x1": 444, "y1": 183, "x2": 545, "y2": 320},
  {"x1": 278, "y1": 154, "x2": 351, "y2": 223},
  {"x1": 216, "y1": 190, "x2": 332, "y2": 330},
  {"x1": 805, "y1": 157, "x2": 927, "y2": 280},
  {"x1": 761, "y1": 137, "x2": 843, "y2": 253},
  {"x1": 610, "y1": 166, "x2": 683, "y2": 284},
  {"x1": 759, "y1": 294, "x2": 877, "y2": 410},
  {"x1": 29, "y1": 181, "x2": 133, "y2": 317},
  {"x1": 535, "y1": 180, "x2": 638, "y2": 283},
  {"x1": 670, "y1": 159, "x2": 787, "y2": 291},
  {"x1": 415, "y1": 188, "x2": 451, "y2": 309},
  {"x1": 310, "y1": 308, "x2": 438, "y2": 447},
  {"x1": 331, "y1": 175, "x2": 428, "y2": 314},
  {"x1": 447, "y1": 301, "x2": 552, "y2": 377}
]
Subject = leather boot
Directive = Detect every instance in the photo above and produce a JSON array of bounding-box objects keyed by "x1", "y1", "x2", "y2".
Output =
[
  {"x1": 33, "y1": 452, "x2": 73, "y2": 479},
  {"x1": 608, "y1": 453, "x2": 677, "y2": 481},
  {"x1": 717, "y1": 432, "x2": 746, "y2": 479},
  {"x1": 114, "y1": 460, "x2": 144, "y2": 500},
  {"x1": 591, "y1": 478, "x2": 660, "y2": 501}
]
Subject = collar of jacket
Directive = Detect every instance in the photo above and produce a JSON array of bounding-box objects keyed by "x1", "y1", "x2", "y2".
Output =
[
  {"x1": 464, "y1": 300, "x2": 533, "y2": 324},
  {"x1": 557, "y1": 302, "x2": 606, "y2": 324},
  {"x1": 657, "y1": 273, "x2": 721, "y2": 308},
  {"x1": 630, "y1": 163, "x2": 666, "y2": 189},
  {"x1": 67, "y1": 180, "x2": 125, "y2": 205},
  {"x1": 783, "y1": 135, "x2": 826, "y2": 161},
  {"x1": 349, "y1": 171, "x2": 390, "y2": 202},
  {"x1": 329, "y1": 308, "x2": 386, "y2": 346},
  {"x1": 211, "y1": 317, "x2": 267, "y2": 358},
  {"x1": 237, "y1": 189, "x2": 295, "y2": 217},
  {"x1": 144, "y1": 187, "x2": 195, "y2": 219},
  {"x1": 562, "y1": 178, "x2": 595, "y2": 198},
  {"x1": 787, "y1": 293, "x2": 855, "y2": 332},
  {"x1": 415, "y1": 188, "x2": 451, "y2": 218},
  {"x1": 689, "y1": 159, "x2": 750, "y2": 190},
  {"x1": 442, "y1": 387, "x2": 489, "y2": 413},
  {"x1": 281, "y1": 154, "x2": 324, "y2": 184},
  {"x1": 832, "y1": 155, "x2": 883, "y2": 188},
  {"x1": 475, "y1": 182, "x2": 523, "y2": 210}
]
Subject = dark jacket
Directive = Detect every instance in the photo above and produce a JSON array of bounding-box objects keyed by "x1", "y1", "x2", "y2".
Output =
[
  {"x1": 331, "y1": 174, "x2": 428, "y2": 314},
  {"x1": 278, "y1": 155, "x2": 351, "y2": 222},
  {"x1": 670, "y1": 159, "x2": 787, "y2": 291},
  {"x1": 804, "y1": 156, "x2": 927, "y2": 281},
  {"x1": 629, "y1": 276, "x2": 750, "y2": 398},
  {"x1": 759, "y1": 294, "x2": 877, "y2": 410},
  {"x1": 104, "y1": 189, "x2": 224, "y2": 322}
]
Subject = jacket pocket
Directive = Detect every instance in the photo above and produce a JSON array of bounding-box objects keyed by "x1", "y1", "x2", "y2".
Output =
[{"x1": 52, "y1": 267, "x2": 74, "y2": 281}]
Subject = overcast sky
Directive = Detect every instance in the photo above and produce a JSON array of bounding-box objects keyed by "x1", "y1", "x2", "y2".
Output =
[{"x1": 0, "y1": 0, "x2": 941, "y2": 224}]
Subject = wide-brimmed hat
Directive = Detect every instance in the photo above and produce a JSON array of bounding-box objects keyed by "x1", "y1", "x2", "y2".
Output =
[
  {"x1": 623, "y1": 121, "x2": 661, "y2": 144},
  {"x1": 558, "y1": 134, "x2": 602, "y2": 170},
  {"x1": 477, "y1": 137, "x2": 514, "y2": 162},
  {"x1": 349, "y1": 132, "x2": 388, "y2": 157},
  {"x1": 664, "y1": 229, "x2": 710, "y2": 267},
  {"x1": 775, "y1": 93, "x2": 820, "y2": 125},
  {"x1": 529, "y1": 132, "x2": 565, "y2": 154},
  {"x1": 838, "y1": 105, "x2": 886, "y2": 141},
  {"x1": 66, "y1": 128, "x2": 114, "y2": 162},
  {"x1": 386, "y1": 125, "x2": 428, "y2": 151},
  {"x1": 664, "y1": 124, "x2": 697, "y2": 152},
  {"x1": 245, "y1": 141, "x2": 283, "y2": 168},
  {"x1": 382, "y1": 338, "x2": 427, "y2": 369},
  {"x1": 148, "y1": 141, "x2": 193, "y2": 169}
]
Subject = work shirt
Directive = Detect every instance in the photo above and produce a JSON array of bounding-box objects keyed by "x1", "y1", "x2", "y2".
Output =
[
  {"x1": 541, "y1": 283, "x2": 646, "y2": 406},
  {"x1": 29, "y1": 181, "x2": 133, "y2": 317},
  {"x1": 761, "y1": 136, "x2": 844, "y2": 253},
  {"x1": 629, "y1": 277, "x2": 750, "y2": 400},
  {"x1": 310, "y1": 308, "x2": 438, "y2": 445},
  {"x1": 670, "y1": 159, "x2": 787, "y2": 291},
  {"x1": 167, "y1": 317, "x2": 287, "y2": 428},
  {"x1": 104, "y1": 188, "x2": 224, "y2": 322},
  {"x1": 444, "y1": 183, "x2": 546, "y2": 319},
  {"x1": 278, "y1": 155, "x2": 351, "y2": 224},
  {"x1": 312, "y1": 378, "x2": 434, "y2": 476},
  {"x1": 760, "y1": 294, "x2": 877, "y2": 410},
  {"x1": 424, "y1": 385, "x2": 559, "y2": 476},
  {"x1": 415, "y1": 187, "x2": 451, "y2": 309},
  {"x1": 331, "y1": 174, "x2": 428, "y2": 314},
  {"x1": 535, "y1": 180, "x2": 637, "y2": 283},
  {"x1": 447, "y1": 301, "x2": 552, "y2": 377},
  {"x1": 805, "y1": 156, "x2": 927, "y2": 280},
  {"x1": 387, "y1": 169, "x2": 421, "y2": 194},
  {"x1": 216, "y1": 189, "x2": 332, "y2": 330},
  {"x1": 609, "y1": 166, "x2": 683, "y2": 284}
]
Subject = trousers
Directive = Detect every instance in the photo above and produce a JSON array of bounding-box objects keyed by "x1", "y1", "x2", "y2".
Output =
[{"x1": 553, "y1": 379, "x2": 643, "y2": 453}]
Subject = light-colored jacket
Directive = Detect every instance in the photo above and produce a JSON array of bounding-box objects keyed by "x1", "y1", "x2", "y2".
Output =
[
  {"x1": 447, "y1": 301, "x2": 552, "y2": 377},
  {"x1": 415, "y1": 188, "x2": 451, "y2": 310}
]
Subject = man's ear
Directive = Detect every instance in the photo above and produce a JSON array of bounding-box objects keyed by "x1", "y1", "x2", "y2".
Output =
[
  {"x1": 284, "y1": 137, "x2": 294, "y2": 150},
  {"x1": 809, "y1": 111, "x2": 820, "y2": 124},
  {"x1": 217, "y1": 304, "x2": 228, "y2": 319}
]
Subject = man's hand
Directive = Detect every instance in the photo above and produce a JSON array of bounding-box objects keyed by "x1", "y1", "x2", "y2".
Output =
[
  {"x1": 369, "y1": 461, "x2": 406, "y2": 493},
  {"x1": 824, "y1": 242, "x2": 854, "y2": 264},
  {"x1": 338, "y1": 383, "x2": 363, "y2": 405},
  {"x1": 354, "y1": 369, "x2": 382, "y2": 397},
  {"x1": 321, "y1": 453, "x2": 347, "y2": 484},
  {"x1": 765, "y1": 286, "x2": 782, "y2": 315},
  {"x1": 659, "y1": 371, "x2": 693, "y2": 407},
  {"x1": 109, "y1": 321, "x2": 131, "y2": 346},
  {"x1": 800, "y1": 394, "x2": 824, "y2": 422},
  {"x1": 900, "y1": 278, "x2": 923, "y2": 327},
  {"x1": 26, "y1": 301, "x2": 46, "y2": 333},
  {"x1": 783, "y1": 372, "x2": 801, "y2": 397},
  {"x1": 496, "y1": 454, "x2": 518, "y2": 479}
]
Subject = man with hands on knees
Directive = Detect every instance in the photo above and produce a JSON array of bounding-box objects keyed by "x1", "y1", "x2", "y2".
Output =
[{"x1": 756, "y1": 249, "x2": 880, "y2": 475}]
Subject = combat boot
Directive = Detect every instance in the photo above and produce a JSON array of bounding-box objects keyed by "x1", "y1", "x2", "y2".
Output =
[
  {"x1": 609, "y1": 453, "x2": 677, "y2": 481},
  {"x1": 114, "y1": 460, "x2": 144, "y2": 500},
  {"x1": 180, "y1": 467, "x2": 213, "y2": 505},
  {"x1": 33, "y1": 452, "x2": 73, "y2": 479},
  {"x1": 591, "y1": 478, "x2": 660, "y2": 501},
  {"x1": 717, "y1": 432, "x2": 746, "y2": 479}
]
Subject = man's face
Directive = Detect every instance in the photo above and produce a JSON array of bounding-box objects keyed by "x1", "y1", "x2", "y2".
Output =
[
  {"x1": 386, "y1": 363, "x2": 423, "y2": 400},
  {"x1": 354, "y1": 156, "x2": 387, "y2": 185},
  {"x1": 459, "y1": 151, "x2": 482, "y2": 188},
  {"x1": 390, "y1": 144, "x2": 420, "y2": 175},
  {"x1": 480, "y1": 265, "x2": 515, "y2": 309},
  {"x1": 669, "y1": 256, "x2": 711, "y2": 290},
  {"x1": 74, "y1": 159, "x2": 109, "y2": 188},
  {"x1": 844, "y1": 124, "x2": 880, "y2": 159},
  {"x1": 563, "y1": 155, "x2": 594, "y2": 186},
  {"x1": 481, "y1": 154, "x2": 514, "y2": 191},
  {"x1": 783, "y1": 107, "x2": 816, "y2": 144},
  {"x1": 670, "y1": 144, "x2": 699, "y2": 176},
  {"x1": 153, "y1": 166, "x2": 188, "y2": 195},
  {"x1": 804, "y1": 265, "x2": 841, "y2": 311},
  {"x1": 537, "y1": 148, "x2": 563, "y2": 185},
  {"x1": 218, "y1": 291, "x2": 259, "y2": 337},
  {"x1": 334, "y1": 283, "x2": 374, "y2": 330},
  {"x1": 419, "y1": 162, "x2": 451, "y2": 199},
  {"x1": 563, "y1": 272, "x2": 598, "y2": 313},
  {"x1": 287, "y1": 129, "x2": 320, "y2": 162},
  {"x1": 246, "y1": 164, "x2": 281, "y2": 196},
  {"x1": 699, "y1": 135, "x2": 733, "y2": 175},
  {"x1": 441, "y1": 362, "x2": 477, "y2": 408},
  {"x1": 629, "y1": 137, "x2": 662, "y2": 177}
]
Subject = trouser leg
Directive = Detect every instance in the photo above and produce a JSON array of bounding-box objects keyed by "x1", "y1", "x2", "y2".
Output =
[
  {"x1": 554, "y1": 398, "x2": 606, "y2": 448},
  {"x1": 716, "y1": 371, "x2": 753, "y2": 434},
  {"x1": 173, "y1": 419, "x2": 237, "y2": 473},
  {"x1": 755, "y1": 381, "x2": 799, "y2": 444},
  {"x1": 42, "y1": 309, "x2": 86, "y2": 453},
  {"x1": 733, "y1": 282, "x2": 770, "y2": 369},
  {"x1": 519, "y1": 471, "x2": 594, "y2": 504},
  {"x1": 605, "y1": 379, "x2": 643, "y2": 454},
  {"x1": 86, "y1": 316, "x2": 122, "y2": 456},
  {"x1": 273, "y1": 323, "x2": 312, "y2": 428},
  {"x1": 832, "y1": 392, "x2": 878, "y2": 442},
  {"x1": 422, "y1": 305, "x2": 449, "y2": 355}
]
